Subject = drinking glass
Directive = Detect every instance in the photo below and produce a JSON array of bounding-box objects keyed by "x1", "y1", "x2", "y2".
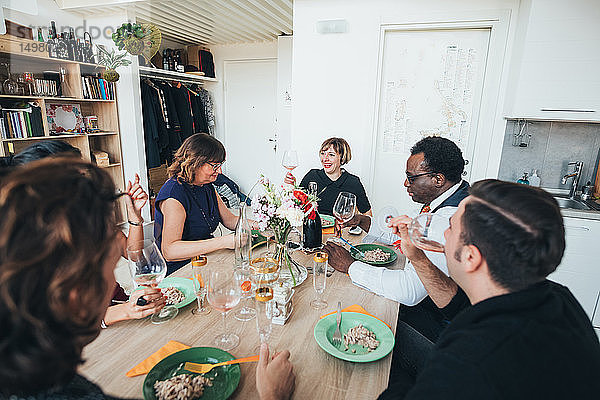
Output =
[
  {"x1": 408, "y1": 213, "x2": 449, "y2": 253},
  {"x1": 255, "y1": 286, "x2": 274, "y2": 349},
  {"x1": 234, "y1": 266, "x2": 256, "y2": 321},
  {"x1": 333, "y1": 192, "x2": 357, "y2": 238},
  {"x1": 310, "y1": 251, "x2": 328, "y2": 309},
  {"x1": 191, "y1": 256, "x2": 211, "y2": 315},
  {"x1": 282, "y1": 150, "x2": 299, "y2": 171},
  {"x1": 127, "y1": 239, "x2": 178, "y2": 324},
  {"x1": 207, "y1": 268, "x2": 242, "y2": 350}
]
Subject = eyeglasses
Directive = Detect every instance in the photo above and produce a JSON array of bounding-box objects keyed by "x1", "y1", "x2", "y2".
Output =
[
  {"x1": 406, "y1": 171, "x2": 436, "y2": 184},
  {"x1": 207, "y1": 161, "x2": 224, "y2": 172}
]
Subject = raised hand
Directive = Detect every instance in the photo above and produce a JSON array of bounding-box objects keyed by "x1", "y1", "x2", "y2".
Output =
[
  {"x1": 125, "y1": 173, "x2": 148, "y2": 223},
  {"x1": 283, "y1": 172, "x2": 296, "y2": 185}
]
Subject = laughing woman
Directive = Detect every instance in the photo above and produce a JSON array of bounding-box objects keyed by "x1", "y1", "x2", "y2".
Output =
[
  {"x1": 285, "y1": 137, "x2": 372, "y2": 216},
  {"x1": 155, "y1": 133, "x2": 241, "y2": 274}
]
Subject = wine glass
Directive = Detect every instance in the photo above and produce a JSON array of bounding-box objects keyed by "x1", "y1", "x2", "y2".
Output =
[
  {"x1": 234, "y1": 266, "x2": 256, "y2": 321},
  {"x1": 282, "y1": 150, "x2": 299, "y2": 171},
  {"x1": 207, "y1": 268, "x2": 242, "y2": 350},
  {"x1": 333, "y1": 192, "x2": 357, "y2": 238},
  {"x1": 408, "y1": 213, "x2": 449, "y2": 253},
  {"x1": 127, "y1": 239, "x2": 178, "y2": 324},
  {"x1": 191, "y1": 256, "x2": 211, "y2": 315},
  {"x1": 310, "y1": 251, "x2": 328, "y2": 309}
]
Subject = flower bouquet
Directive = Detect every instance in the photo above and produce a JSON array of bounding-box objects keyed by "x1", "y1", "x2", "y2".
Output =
[{"x1": 251, "y1": 176, "x2": 318, "y2": 286}]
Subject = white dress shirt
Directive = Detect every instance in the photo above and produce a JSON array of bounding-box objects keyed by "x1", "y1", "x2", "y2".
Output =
[{"x1": 347, "y1": 181, "x2": 464, "y2": 305}]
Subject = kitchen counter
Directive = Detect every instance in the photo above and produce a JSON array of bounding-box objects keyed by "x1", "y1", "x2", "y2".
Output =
[{"x1": 561, "y1": 208, "x2": 600, "y2": 220}]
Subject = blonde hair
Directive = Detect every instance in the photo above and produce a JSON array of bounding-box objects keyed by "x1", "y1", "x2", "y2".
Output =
[
  {"x1": 167, "y1": 133, "x2": 225, "y2": 183},
  {"x1": 320, "y1": 137, "x2": 352, "y2": 165}
]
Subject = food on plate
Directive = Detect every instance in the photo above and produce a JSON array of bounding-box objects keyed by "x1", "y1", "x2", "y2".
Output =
[
  {"x1": 343, "y1": 324, "x2": 379, "y2": 352},
  {"x1": 154, "y1": 374, "x2": 212, "y2": 400},
  {"x1": 362, "y1": 248, "x2": 390, "y2": 262},
  {"x1": 163, "y1": 287, "x2": 186, "y2": 305}
]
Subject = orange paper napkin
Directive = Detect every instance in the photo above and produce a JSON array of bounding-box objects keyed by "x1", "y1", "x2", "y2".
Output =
[
  {"x1": 322, "y1": 227, "x2": 335, "y2": 234},
  {"x1": 320, "y1": 304, "x2": 392, "y2": 329},
  {"x1": 126, "y1": 340, "x2": 190, "y2": 377}
]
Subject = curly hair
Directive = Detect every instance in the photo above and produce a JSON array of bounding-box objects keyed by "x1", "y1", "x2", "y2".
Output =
[
  {"x1": 167, "y1": 133, "x2": 225, "y2": 183},
  {"x1": 0, "y1": 159, "x2": 120, "y2": 396},
  {"x1": 411, "y1": 136, "x2": 464, "y2": 183},
  {"x1": 462, "y1": 179, "x2": 565, "y2": 291},
  {"x1": 320, "y1": 137, "x2": 352, "y2": 165}
]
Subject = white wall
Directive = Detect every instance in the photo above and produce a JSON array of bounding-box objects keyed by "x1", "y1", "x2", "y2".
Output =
[
  {"x1": 209, "y1": 40, "x2": 278, "y2": 146},
  {"x1": 291, "y1": 0, "x2": 521, "y2": 203}
]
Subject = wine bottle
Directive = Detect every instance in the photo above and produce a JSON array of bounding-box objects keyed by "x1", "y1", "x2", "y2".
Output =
[
  {"x1": 37, "y1": 28, "x2": 44, "y2": 42},
  {"x1": 56, "y1": 33, "x2": 69, "y2": 59},
  {"x1": 50, "y1": 21, "x2": 57, "y2": 39},
  {"x1": 47, "y1": 34, "x2": 56, "y2": 58},
  {"x1": 67, "y1": 28, "x2": 76, "y2": 61},
  {"x1": 162, "y1": 49, "x2": 169, "y2": 70},
  {"x1": 303, "y1": 182, "x2": 322, "y2": 250}
]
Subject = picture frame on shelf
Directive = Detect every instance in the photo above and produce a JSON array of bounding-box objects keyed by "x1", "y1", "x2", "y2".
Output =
[{"x1": 46, "y1": 103, "x2": 84, "y2": 134}]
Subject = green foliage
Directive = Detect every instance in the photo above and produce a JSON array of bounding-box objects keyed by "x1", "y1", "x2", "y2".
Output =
[
  {"x1": 96, "y1": 45, "x2": 132, "y2": 70},
  {"x1": 112, "y1": 22, "x2": 145, "y2": 50}
]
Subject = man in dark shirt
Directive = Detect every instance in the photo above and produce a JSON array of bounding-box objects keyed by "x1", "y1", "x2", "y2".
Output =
[{"x1": 380, "y1": 179, "x2": 600, "y2": 399}]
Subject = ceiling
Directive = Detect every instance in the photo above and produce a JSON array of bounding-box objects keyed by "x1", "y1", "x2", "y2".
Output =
[{"x1": 59, "y1": 0, "x2": 293, "y2": 45}]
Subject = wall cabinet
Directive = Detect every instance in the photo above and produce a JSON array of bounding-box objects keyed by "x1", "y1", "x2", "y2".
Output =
[
  {"x1": 507, "y1": 0, "x2": 600, "y2": 121},
  {"x1": 548, "y1": 216, "x2": 600, "y2": 325}
]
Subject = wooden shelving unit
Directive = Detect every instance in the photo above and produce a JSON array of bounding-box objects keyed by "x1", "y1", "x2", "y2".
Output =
[{"x1": 0, "y1": 35, "x2": 127, "y2": 223}]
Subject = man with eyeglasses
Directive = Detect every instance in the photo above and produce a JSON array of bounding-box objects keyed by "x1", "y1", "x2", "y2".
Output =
[{"x1": 324, "y1": 136, "x2": 469, "y2": 342}]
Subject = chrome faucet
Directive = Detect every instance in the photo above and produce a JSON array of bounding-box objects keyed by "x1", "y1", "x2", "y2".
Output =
[{"x1": 561, "y1": 161, "x2": 583, "y2": 199}]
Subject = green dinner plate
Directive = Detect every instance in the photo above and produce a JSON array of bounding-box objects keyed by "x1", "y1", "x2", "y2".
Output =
[
  {"x1": 349, "y1": 244, "x2": 398, "y2": 266},
  {"x1": 320, "y1": 214, "x2": 335, "y2": 229},
  {"x1": 143, "y1": 347, "x2": 241, "y2": 400},
  {"x1": 158, "y1": 277, "x2": 196, "y2": 309},
  {"x1": 314, "y1": 312, "x2": 395, "y2": 362}
]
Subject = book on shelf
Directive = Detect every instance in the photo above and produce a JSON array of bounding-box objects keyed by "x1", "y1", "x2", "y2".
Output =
[
  {"x1": 81, "y1": 75, "x2": 115, "y2": 100},
  {"x1": 0, "y1": 105, "x2": 45, "y2": 139}
]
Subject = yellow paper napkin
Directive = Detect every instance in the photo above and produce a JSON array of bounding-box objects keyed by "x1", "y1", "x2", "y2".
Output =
[
  {"x1": 126, "y1": 340, "x2": 190, "y2": 377},
  {"x1": 322, "y1": 227, "x2": 335, "y2": 234},
  {"x1": 320, "y1": 304, "x2": 392, "y2": 329}
]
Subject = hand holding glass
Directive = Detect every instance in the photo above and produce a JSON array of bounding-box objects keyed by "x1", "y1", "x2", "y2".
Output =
[
  {"x1": 407, "y1": 213, "x2": 448, "y2": 252},
  {"x1": 207, "y1": 268, "x2": 241, "y2": 350},
  {"x1": 127, "y1": 239, "x2": 178, "y2": 324},
  {"x1": 333, "y1": 192, "x2": 357, "y2": 238}
]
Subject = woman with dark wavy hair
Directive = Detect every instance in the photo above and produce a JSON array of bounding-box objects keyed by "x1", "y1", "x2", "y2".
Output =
[
  {"x1": 0, "y1": 158, "x2": 125, "y2": 398},
  {"x1": 154, "y1": 133, "x2": 244, "y2": 274}
]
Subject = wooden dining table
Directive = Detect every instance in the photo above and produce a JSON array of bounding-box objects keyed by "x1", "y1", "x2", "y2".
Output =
[{"x1": 80, "y1": 232, "x2": 405, "y2": 399}]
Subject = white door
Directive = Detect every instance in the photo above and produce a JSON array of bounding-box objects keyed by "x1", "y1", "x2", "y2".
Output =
[
  {"x1": 371, "y1": 28, "x2": 490, "y2": 215},
  {"x1": 223, "y1": 59, "x2": 278, "y2": 194}
]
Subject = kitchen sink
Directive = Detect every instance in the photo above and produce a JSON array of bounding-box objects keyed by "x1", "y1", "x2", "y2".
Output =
[{"x1": 553, "y1": 197, "x2": 592, "y2": 210}]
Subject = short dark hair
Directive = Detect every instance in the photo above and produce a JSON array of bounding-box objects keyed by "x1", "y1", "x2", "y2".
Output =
[
  {"x1": 167, "y1": 133, "x2": 226, "y2": 182},
  {"x1": 411, "y1": 137, "x2": 464, "y2": 183},
  {"x1": 462, "y1": 179, "x2": 565, "y2": 292},
  {"x1": 0, "y1": 159, "x2": 119, "y2": 396},
  {"x1": 10, "y1": 140, "x2": 81, "y2": 166},
  {"x1": 320, "y1": 137, "x2": 352, "y2": 165}
]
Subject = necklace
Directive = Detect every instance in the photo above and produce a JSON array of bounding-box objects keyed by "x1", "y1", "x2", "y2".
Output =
[{"x1": 185, "y1": 183, "x2": 219, "y2": 232}]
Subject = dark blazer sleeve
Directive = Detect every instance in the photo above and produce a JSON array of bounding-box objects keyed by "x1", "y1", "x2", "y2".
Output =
[{"x1": 354, "y1": 177, "x2": 371, "y2": 213}]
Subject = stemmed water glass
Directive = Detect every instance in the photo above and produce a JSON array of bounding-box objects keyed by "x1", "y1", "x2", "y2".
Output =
[
  {"x1": 191, "y1": 256, "x2": 211, "y2": 315},
  {"x1": 333, "y1": 192, "x2": 357, "y2": 238},
  {"x1": 282, "y1": 150, "x2": 299, "y2": 183},
  {"x1": 127, "y1": 239, "x2": 178, "y2": 324},
  {"x1": 310, "y1": 251, "x2": 328, "y2": 309},
  {"x1": 207, "y1": 268, "x2": 242, "y2": 350},
  {"x1": 408, "y1": 213, "x2": 449, "y2": 253}
]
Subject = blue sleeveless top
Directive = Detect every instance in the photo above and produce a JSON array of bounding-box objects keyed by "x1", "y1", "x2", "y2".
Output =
[{"x1": 154, "y1": 177, "x2": 221, "y2": 274}]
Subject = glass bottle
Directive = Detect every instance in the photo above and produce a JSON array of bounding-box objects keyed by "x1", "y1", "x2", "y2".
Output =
[
  {"x1": 302, "y1": 181, "x2": 322, "y2": 250},
  {"x1": 234, "y1": 203, "x2": 252, "y2": 268}
]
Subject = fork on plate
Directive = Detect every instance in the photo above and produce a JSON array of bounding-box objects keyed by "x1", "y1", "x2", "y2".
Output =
[{"x1": 332, "y1": 301, "x2": 342, "y2": 347}]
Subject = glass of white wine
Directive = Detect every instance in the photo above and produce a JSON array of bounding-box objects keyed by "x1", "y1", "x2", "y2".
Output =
[
  {"x1": 127, "y1": 239, "x2": 178, "y2": 324},
  {"x1": 333, "y1": 192, "x2": 356, "y2": 238}
]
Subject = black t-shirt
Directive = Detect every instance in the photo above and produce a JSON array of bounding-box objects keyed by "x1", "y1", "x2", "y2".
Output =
[
  {"x1": 299, "y1": 169, "x2": 371, "y2": 215},
  {"x1": 380, "y1": 280, "x2": 600, "y2": 399}
]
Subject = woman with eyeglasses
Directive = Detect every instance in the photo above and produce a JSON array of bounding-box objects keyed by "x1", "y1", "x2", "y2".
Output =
[
  {"x1": 155, "y1": 133, "x2": 242, "y2": 274},
  {"x1": 284, "y1": 137, "x2": 372, "y2": 217}
]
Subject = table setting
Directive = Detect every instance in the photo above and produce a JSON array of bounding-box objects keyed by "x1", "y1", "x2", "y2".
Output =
[{"x1": 80, "y1": 174, "x2": 405, "y2": 399}]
